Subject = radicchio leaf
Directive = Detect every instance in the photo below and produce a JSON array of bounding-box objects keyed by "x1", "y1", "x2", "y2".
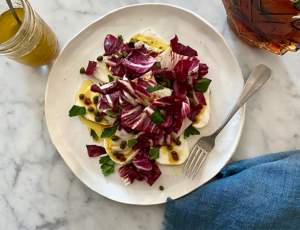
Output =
[
  {"x1": 104, "y1": 34, "x2": 125, "y2": 56},
  {"x1": 139, "y1": 160, "x2": 162, "y2": 186},
  {"x1": 187, "y1": 104, "x2": 203, "y2": 121},
  {"x1": 85, "y1": 61, "x2": 97, "y2": 75},
  {"x1": 118, "y1": 163, "x2": 143, "y2": 186},
  {"x1": 122, "y1": 51, "x2": 156, "y2": 73},
  {"x1": 86, "y1": 145, "x2": 106, "y2": 157},
  {"x1": 132, "y1": 149, "x2": 152, "y2": 171},
  {"x1": 170, "y1": 35, "x2": 198, "y2": 57}
]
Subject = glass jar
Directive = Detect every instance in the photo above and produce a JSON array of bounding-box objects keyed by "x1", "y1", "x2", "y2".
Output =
[
  {"x1": 222, "y1": 0, "x2": 300, "y2": 55},
  {"x1": 0, "y1": 0, "x2": 58, "y2": 66}
]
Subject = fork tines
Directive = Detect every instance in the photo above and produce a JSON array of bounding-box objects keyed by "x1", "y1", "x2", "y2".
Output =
[{"x1": 182, "y1": 146, "x2": 208, "y2": 180}]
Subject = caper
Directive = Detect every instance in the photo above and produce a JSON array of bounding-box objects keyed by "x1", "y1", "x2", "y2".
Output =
[
  {"x1": 176, "y1": 140, "x2": 181, "y2": 146},
  {"x1": 120, "y1": 141, "x2": 126, "y2": 149},
  {"x1": 118, "y1": 35, "x2": 123, "y2": 39},
  {"x1": 79, "y1": 94, "x2": 84, "y2": 100},
  {"x1": 193, "y1": 117, "x2": 197, "y2": 122},
  {"x1": 112, "y1": 151, "x2": 118, "y2": 156},
  {"x1": 167, "y1": 145, "x2": 173, "y2": 150},
  {"x1": 88, "y1": 107, "x2": 94, "y2": 112},
  {"x1": 160, "y1": 110, "x2": 166, "y2": 118},
  {"x1": 112, "y1": 54, "x2": 116, "y2": 58},
  {"x1": 111, "y1": 136, "x2": 119, "y2": 141},
  {"x1": 97, "y1": 55, "x2": 103, "y2": 61},
  {"x1": 123, "y1": 51, "x2": 128, "y2": 58},
  {"x1": 159, "y1": 186, "x2": 164, "y2": 191},
  {"x1": 93, "y1": 95, "x2": 99, "y2": 102},
  {"x1": 94, "y1": 111, "x2": 100, "y2": 116},
  {"x1": 187, "y1": 90, "x2": 193, "y2": 96},
  {"x1": 119, "y1": 53, "x2": 124, "y2": 58},
  {"x1": 80, "y1": 67, "x2": 85, "y2": 74},
  {"x1": 161, "y1": 103, "x2": 166, "y2": 109},
  {"x1": 120, "y1": 38, "x2": 123, "y2": 42},
  {"x1": 161, "y1": 81, "x2": 167, "y2": 87},
  {"x1": 95, "y1": 116, "x2": 102, "y2": 122}
]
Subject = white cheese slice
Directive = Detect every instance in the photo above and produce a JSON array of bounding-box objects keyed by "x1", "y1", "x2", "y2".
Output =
[
  {"x1": 193, "y1": 88, "x2": 211, "y2": 128},
  {"x1": 156, "y1": 134, "x2": 189, "y2": 165},
  {"x1": 104, "y1": 129, "x2": 138, "y2": 165}
]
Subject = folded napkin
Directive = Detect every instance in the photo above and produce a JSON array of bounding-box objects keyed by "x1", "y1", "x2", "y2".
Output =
[{"x1": 163, "y1": 150, "x2": 300, "y2": 230}]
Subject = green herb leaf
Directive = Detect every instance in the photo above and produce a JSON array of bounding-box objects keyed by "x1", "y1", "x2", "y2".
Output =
[
  {"x1": 151, "y1": 110, "x2": 164, "y2": 124},
  {"x1": 101, "y1": 125, "x2": 118, "y2": 138},
  {"x1": 118, "y1": 105, "x2": 122, "y2": 110},
  {"x1": 130, "y1": 38, "x2": 147, "y2": 44},
  {"x1": 108, "y1": 75, "x2": 114, "y2": 82},
  {"x1": 149, "y1": 147, "x2": 160, "y2": 160},
  {"x1": 156, "y1": 62, "x2": 161, "y2": 68},
  {"x1": 162, "y1": 75, "x2": 171, "y2": 88},
  {"x1": 106, "y1": 110, "x2": 117, "y2": 117},
  {"x1": 68, "y1": 105, "x2": 86, "y2": 117},
  {"x1": 146, "y1": 84, "x2": 164, "y2": 93},
  {"x1": 130, "y1": 38, "x2": 140, "y2": 43},
  {"x1": 99, "y1": 155, "x2": 114, "y2": 177},
  {"x1": 99, "y1": 83, "x2": 102, "y2": 86},
  {"x1": 184, "y1": 125, "x2": 200, "y2": 139},
  {"x1": 128, "y1": 139, "x2": 137, "y2": 148},
  {"x1": 193, "y1": 78, "x2": 212, "y2": 92},
  {"x1": 90, "y1": 129, "x2": 98, "y2": 140}
]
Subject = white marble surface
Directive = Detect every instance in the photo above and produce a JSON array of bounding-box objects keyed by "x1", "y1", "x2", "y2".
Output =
[{"x1": 1, "y1": 0, "x2": 300, "y2": 229}]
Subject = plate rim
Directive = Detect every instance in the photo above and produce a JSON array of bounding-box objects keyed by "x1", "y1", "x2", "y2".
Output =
[{"x1": 45, "y1": 3, "x2": 245, "y2": 205}]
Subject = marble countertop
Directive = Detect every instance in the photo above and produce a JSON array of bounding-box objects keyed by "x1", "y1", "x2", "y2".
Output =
[{"x1": 1, "y1": 0, "x2": 300, "y2": 229}]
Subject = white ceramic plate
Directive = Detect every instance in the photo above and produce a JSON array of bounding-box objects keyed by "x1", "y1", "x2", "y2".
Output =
[{"x1": 45, "y1": 4, "x2": 245, "y2": 205}]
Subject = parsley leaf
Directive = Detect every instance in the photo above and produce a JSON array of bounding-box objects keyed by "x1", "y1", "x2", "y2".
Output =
[
  {"x1": 184, "y1": 125, "x2": 200, "y2": 139},
  {"x1": 151, "y1": 110, "x2": 164, "y2": 124},
  {"x1": 90, "y1": 129, "x2": 98, "y2": 140},
  {"x1": 156, "y1": 62, "x2": 161, "y2": 68},
  {"x1": 106, "y1": 110, "x2": 117, "y2": 117},
  {"x1": 99, "y1": 83, "x2": 102, "y2": 86},
  {"x1": 193, "y1": 78, "x2": 212, "y2": 92},
  {"x1": 128, "y1": 139, "x2": 137, "y2": 148},
  {"x1": 130, "y1": 38, "x2": 140, "y2": 43},
  {"x1": 118, "y1": 105, "x2": 122, "y2": 110},
  {"x1": 68, "y1": 105, "x2": 86, "y2": 117},
  {"x1": 146, "y1": 84, "x2": 164, "y2": 93},
  {"x1": 149, "y1": 147, "x2": 160, "y2": 160},
  {"x1": 101, "y1": 125, "x2": 118, "y2": 138},
  {"x1": 162, "y1": 75, "x2": 171, "y2": 88},
  {"x1": 99, "y1": 155, "x2": 114, "y2": 177},
  {"x1": 130, "y1": 38, "x2": 147, "y2": 44},
  {"x1": 108, "y1": 75, "x2": 114, "y2": 82}
]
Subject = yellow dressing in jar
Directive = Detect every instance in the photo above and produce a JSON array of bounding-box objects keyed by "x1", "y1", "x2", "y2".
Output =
[
  {"x1": 0, "y1": 0, "x2": 58, "y2": 66},
  {"x1": 0, "y1": 8, "x2": 24, "y2": 43}
]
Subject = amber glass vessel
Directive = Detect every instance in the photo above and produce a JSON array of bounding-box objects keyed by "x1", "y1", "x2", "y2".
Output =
[{"x1": 222, "y1": 0, "x2": 300, "y2": 55}]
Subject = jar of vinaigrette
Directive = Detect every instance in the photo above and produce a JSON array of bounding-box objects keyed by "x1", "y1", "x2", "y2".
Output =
[{"x1": 0, "y1": 0, "x2": 58, "y2": 66}]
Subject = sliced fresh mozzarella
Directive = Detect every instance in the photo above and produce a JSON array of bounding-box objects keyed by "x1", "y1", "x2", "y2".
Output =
[
  {"x1": 75, "y1": 84, "x2": 110, "y2": 126},
  {"x1": 193, "y1": 88, "x2": 211, "y2": 128},
  {"x1": 156, "y1": 134, "x2": 189, "y2": 165},
  {"x1": 134, "y1": 40, "x2": 163, "y2": 53},
  {"x1": 104, "y1": 129, "x2": 139, "y2": 165},
  {"x1": 128, "y1": 28, "x2": 170, "y2": 51},
  {"x1": 93, "y1": 55, "x2": 113, "y2": 83}
]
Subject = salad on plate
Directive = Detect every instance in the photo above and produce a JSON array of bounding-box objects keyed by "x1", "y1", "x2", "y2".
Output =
[{"x1": 69, "y1": 28, "x2": 212, "y2": 186}]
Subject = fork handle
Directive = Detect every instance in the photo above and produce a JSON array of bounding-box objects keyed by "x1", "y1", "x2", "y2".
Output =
[{"x1": 212, "y1": 64, "x2": 271, "y2": 137}]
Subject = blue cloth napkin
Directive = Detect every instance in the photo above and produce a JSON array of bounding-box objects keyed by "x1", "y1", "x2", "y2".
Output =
[{"x1": 163, "y1": 150, "x2": 300, "y2": 230}]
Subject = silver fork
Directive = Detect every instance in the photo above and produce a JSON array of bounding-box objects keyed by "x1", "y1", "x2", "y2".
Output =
[{"x1": 182, "y1": 64, "x2": 272, "y2": 179}]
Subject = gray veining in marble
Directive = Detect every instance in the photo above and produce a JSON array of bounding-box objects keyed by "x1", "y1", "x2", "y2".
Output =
[{"x1": 1, "y1": 0, "x2": 300, "y2": 229}]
